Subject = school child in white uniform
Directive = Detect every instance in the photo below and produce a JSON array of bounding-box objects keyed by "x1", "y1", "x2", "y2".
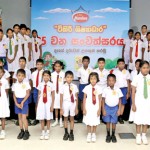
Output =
[
  {"x1": 122, "y1": 29, "x2": 134, "y2": 69},
  {"x1": 60, "y1": 71, "x2": 78, "y2": 141},
  {"x1": 31, "y1": 59, "x2": 44, "y2": 125},
  {"x1": 13, "y1": 24, "x2": 24, "y2": 69},
  {"x1": 31, "y1": 30, "x2": 42, "y2": 68},
  {"x1": 129, "y1": 61, "x2": 150, "y2": 145},
  {"x1": 6, "y1": 28, "x2": 18, "y2": 72},
  {"x1": 143, "y1": 32, "x2": 150, "y2": 63},
  {"x1": 0, "y1": 29, "x2": 8, "y2": 70},
  {"x1": 93, "y1": 58, "x2": 109, "y2": 90},
  {"x1": 141, "y1": 25, "x2": 147, "y2": 42},
  {"x1": 51, "y1": 61, "x2": 65, "y2": 128},
  {"x1": 102, "y1": 74, "x2": 123, "y2": 143},
  {"x1": 113, "y1": 59, "x2": 130, "y2": 124},
  {"x1": 77, "y1": 56, "x2": 92, "y2": 122},
  {"x1": 0, "y1": 67, "x2": 10, "y2": 140},
  {"x1": 19, "y1": 24, "x2": 32, "y2": 69},
  {"x1": 36, "y1": 70, "x2": 55, "y2": 140},
  {"x1": 129, "y1": 32, "x2": 145, "y2": 70},
  {"x1": 12, "y1": 69, "x2": 31, "y2": 140},
  {"x1": 83, "y1": 72, "x2": 102, "y2": 143}
]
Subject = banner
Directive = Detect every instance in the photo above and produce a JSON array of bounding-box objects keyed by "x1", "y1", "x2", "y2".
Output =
[{"x1": 31, "y1": 0, "x2": 129, "y2": 78}]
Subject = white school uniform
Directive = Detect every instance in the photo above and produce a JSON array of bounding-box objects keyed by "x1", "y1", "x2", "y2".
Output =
[
  {"x1": 2, "y1": 34, "x2": 6, "y2": 40},
  {"x1": 129, "y1": 40, "x2": 144, "y2": 70},
  {"x1": 0, "y1": 78, "x2": 10, "y2": 118},
  {"x1": 130, "y1": 69, "x2": 138, "y2": 81},
  {"x1": 93, "y1": 68, "x2": 109, "y2": 90},
  {"x1": 0, "y1": 39, "x2": 7, "y2": 57},
  {"x1": 13, "y1": 67, "x2": 31, "y2": 82},
  {"x1": 31, "y1": 69, "x2": 44, "y2": 88},
  {"x1": 51, "y1": 71, "x2": 65, "y2": 109},
  {"x1": 113, "y1": 68, "x2": 130, "y2": 88},
  {"x1": 60, "y1": 83, "x2": 78, "y2": 117},
  {"x1": 123, "y1": 38, "x2": 134, "y2": 65},
  {"x1": 5, "y1": 38, "x2": 17, "y2": 72},
  {"x1": 102, "y1": 86, "x2": 123, "y2": 107},
  {"x1": 36, "y1": 81, "x2": 54, "y2": 120},
  {"x1": 141, "y1": 33, "x2": 147, "y2": 42},
  {"x1": 143, "y1": 40, "x2": 150, "y2": 62},
  {"x1": 77, "y1": 66, "x2": 93, "y2": 84},
  {"x1": 12, "y1": 81, "x2": 31, "y2": 98},
  {"x1": 31, "y1": 37, "x2": 42, "y2": 67},
  {"x1": 83, "y1": 84, "x2": 102, "y2": 126},
  {"x1": 129, "y1": 73, "x2": 150, "y2": 125}
]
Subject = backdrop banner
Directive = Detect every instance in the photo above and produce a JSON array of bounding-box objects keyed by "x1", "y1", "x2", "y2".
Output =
[{"x1": 31, "y1": 0, "x2": 129, "y2": 78}]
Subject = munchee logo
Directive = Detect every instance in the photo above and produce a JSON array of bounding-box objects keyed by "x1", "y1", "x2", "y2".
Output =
[{"x1": 72, "y1": 6, "x2": 89, "y2": 23}]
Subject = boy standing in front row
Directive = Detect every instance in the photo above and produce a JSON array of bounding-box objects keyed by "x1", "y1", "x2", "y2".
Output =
[{"x1": 60, "y1": 71, "x2": 78, "y2": 141}]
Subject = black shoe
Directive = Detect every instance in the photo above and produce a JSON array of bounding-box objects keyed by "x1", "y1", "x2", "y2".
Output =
[
  {"x1": 111, "y1": 135, "x2": 117, "y2": 143},
  {"x1": 77, "y1": 119, "x2": 83, "y2": 123},
  {"x1": 106, "y1": 135, "x2": 111, "y2": 143},
  {"x1": 32, "y1": 120, "x2": 39, "y2": 126},
  {"x1": 17, "y1": 130, "x2": 24, "y2": 139},
  {"x1": 69, "y1": 133, "x2": 74, "y2": 141},
  {"x1": 23, "y1": 131, "x2": 30, "y2": 140},
  {"x1": 15, "y1": 120, "x2": 19, "y2": 126},
  {"x1": 27, "y1": 119, "x2": 32, "y2": 126},
  {"x1": 63, "y1": 133, "x2": 69, "y2": 141},
  {"x1": 118, "y1": 117, "x2": 124, "y2": 124},
  {"x1": 129, "y1": 121, "x2": 133, "y2": 124}
]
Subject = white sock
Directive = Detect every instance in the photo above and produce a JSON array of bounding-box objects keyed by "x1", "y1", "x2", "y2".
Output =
[
  {"x1": 137, "y1": 134, "x2": 141, "y2": 137},
  {"x1": 142, "y1": 133, "x2": 146, "y2": 137},
  {"x1": 46, "y1": 130, "x2": 50, "y2": 134},
  {"x1": 88, "y1": 133, "x2": 91, "y2": 136},
  {"x1": 60, "y1": 118, "x2": 62, "y2": 123},
  {"x1": 42, "y1": 130, "x2": 45, "y2": 134},
  {"x1": 92, "y1": 133, "x2": 96, "y2": 136},
  {"x1": 55, "y1": 118, "x2": 58, "y2": 122}
]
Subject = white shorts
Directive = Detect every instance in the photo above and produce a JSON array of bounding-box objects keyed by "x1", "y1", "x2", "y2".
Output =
[{"x1": 63, "y1": 101, "x2": 76, "y2": 117}]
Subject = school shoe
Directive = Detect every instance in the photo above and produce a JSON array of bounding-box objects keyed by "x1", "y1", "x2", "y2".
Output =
[
  {"x1": 136, "y1": 135, "x2": 142, "y2": 145},
  {"x1": 111, "y1": 135, "x2": 117, "y2": 143},
  {"x1": 23, "y1": 131, "x2": 30, "y2": 140},
  {"x1": 118, "y1": 117, "x2": 124, "y2": 124},
  {"x1": 69, "y1": 133, "x2": 74, "y2": 141},
  {"x1": 106, "y1": 135, "x2": 111, "y2": 143},
  {"x1": 27, "y1": 119, "x2": 32, "y2": 126},
  {"x1": 40, "y1": 131, "x2": 45, "y2": 140},
  {"x1": 15, "y1": 120, "x2": 19, "y2": 126},
  {"x1": 63, "y1": 133, "x2": 69, "y2": 141},
  {"x1": 51, "y1": 121, "x2": 58, "y2": 127},
  {"x1": 17, "y1": 130, "x2": 25, "y2": 139},
  {"x1": 142, "y1": 135, "x2": 148, "y2": 145},
  {"x1": 86, "y1": 133, "x2": 92, "y2": 143},
  {"x1": 0, "y1": 130, "x2": 6, "y2": 140},
  {"x1": 44, "y1": 131, "x2": 49, "y2": 140},
  {"x1": 91, "y1": 133, "x2": 96, "y2": 142},
  {"x1": 32, "y1": 120, "x2": 39, "y2": 126}
]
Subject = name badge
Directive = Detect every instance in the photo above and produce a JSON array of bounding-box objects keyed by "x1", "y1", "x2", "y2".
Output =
[
  {"x1": 93, "y1": 90, "x2": 97, "y2": 95},
  {"x1": 122, "y1": 69, "x2": 126, "y2": 74},
  {"x1": 47, "y1": 86, "x2": 51, "y2": 92},
  {"x1": 22, "y1": 84, "x2": 26, "y2": 89},
  {"x1": 112, "y1": 90, "x2": 116, "y2": 95},
  {"x1": 59, "y1": 77, "x2": 62, "y2": 82}
]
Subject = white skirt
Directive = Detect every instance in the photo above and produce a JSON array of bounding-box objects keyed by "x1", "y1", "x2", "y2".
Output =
[
  {"x1": 0, "y1": 96, "x2": 10, "y2": 118},
  {"x1": 54, "y1": 92, "x2": 60, "y2": 109},
  {"x1": 36, "y1": 98, "x2": 53, "y2": 120}
]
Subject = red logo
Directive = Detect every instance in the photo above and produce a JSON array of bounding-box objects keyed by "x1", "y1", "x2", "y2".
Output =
[{"x1": 72, "y1": 6, "x2": 89, "y2": 23}]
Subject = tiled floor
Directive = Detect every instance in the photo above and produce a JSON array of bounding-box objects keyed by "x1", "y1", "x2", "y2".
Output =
[{"x1": 1, "y1": 120, "x2": 150, "y2": 150}]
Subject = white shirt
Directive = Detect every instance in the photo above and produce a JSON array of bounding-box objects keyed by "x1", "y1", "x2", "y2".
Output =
[
  {"x1": 113, "y1": 68, "x2": 130, "y2": 88},
  {"x1": 31, "y1": 69, "x2": 44, "y2": 88},
  {"x1": 77, "y1": 66, "x2": 93, "y2": 84},
  {"x1": 12, "y1": 81, "x2": 31, "y2": 98},
  {"x1": 143, "y1": 40, "x2": 150, "y2": 62},
  {"x1": 31, "y1": 37, "x2": 42, "y2": 53},
  {"x1": 124, "y1": 38, "x2": 134, "y2": 53},
  {"x1": 130, "y1": 69, "x2": 138, "y2": 81},
  {"x1": 60, "y1": 83, "x2": 78, "y2": 102},
  {"x1": 13, "y1": 67, "x2": 31, "y2": 82},
  {"x1": 3, "y1": 69, "x2": 10, "y2": 79},
  {"x1": 141, "y1": 33, "x2": 147, "y2": 42},
  {"x1": 51, "y1": 71, "x2": 65, "y2": 93},
  {"x1": 102, "y1": 86, "x2": 123, "y2": 107},
  {"x1": 0, "y1": 39, "x2": 7, "y2": 57},
  {"x1": 131, "y1": 73, "x2": 150, "y2": 99},
  {"x1": 130, "y1": 40, "x2": 144, "y2": 60},
  {"x1": 93, "y1": 68, "x2": 109, "y2": 88}
]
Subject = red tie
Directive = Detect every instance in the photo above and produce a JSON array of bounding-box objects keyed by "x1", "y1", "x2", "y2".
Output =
[
  {"x1": 69, "y1": 85, "x2": 74, "y2": 103},
  {"x1": 56, "y1": 75, "x2": 59, "y2": 93},
  {"x1": 36, "y1": 71, "x2": 39, "y2": 87},
  {"x1": 148, "y1": 41, "x2": 150, "y2": 52},
  {"x1": 43, "y1": 85, "x2": 47, "y2": 103},
  {"x1": 92, "y1": 88, "x2": 96, "y2": 105},
  {"x1": 34, "y1": 39, "x2": 38, "y2": 52},
  {"x1": 135, "y1": 40, "x2": 138, "y2": 57}
]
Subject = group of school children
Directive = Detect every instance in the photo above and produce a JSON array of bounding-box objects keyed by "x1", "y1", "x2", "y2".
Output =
[{"x1": 0, "y1": 24, "x2": 150, "y2": 146}]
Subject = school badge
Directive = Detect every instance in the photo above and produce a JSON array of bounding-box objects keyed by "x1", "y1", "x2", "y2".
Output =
[
  {"x1": 22, "y1": 84, "x2": 26, "y2": 89},
  {"x1": 112, "y1": 90, "x2": 116, "y2": 95}
]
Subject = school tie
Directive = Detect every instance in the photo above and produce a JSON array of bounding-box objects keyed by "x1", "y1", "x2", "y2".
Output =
[
  {"x1": 148, "y1": 41, "x2": 150, "y2": 52},
  {"x1": 92, "y1": 87, "x2": 96, "y2": 105},
  {"x1": 135, "y1": 40, "x2": 138, "y2": 57},
  {"x1": 43, "y1": 84, "x2": 47, "y2": 103},
  {"x1": 144, "y1": 77, "x2": 148, "y2": 99},
  {"x1": 56, "y1": 75, "x2": 59, "y2": 93},
  {"x1": 36, "y1": 71, "x2": 39, "y2": 87},
  {"x1": 69, "y1": 84, "x2": 74, "y2": 103},
  {"x1": 9, "y1": 39, "x2": 12, "y2": 55},
  {"x1": 34, "y1": 38, "x2": 38, "y2": 52}
]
